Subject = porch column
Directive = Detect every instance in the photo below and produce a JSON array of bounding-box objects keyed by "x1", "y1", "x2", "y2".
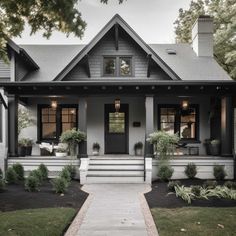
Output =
[
  {"x1": 145, "y1": 95, "x2": 154, "y2": 157},
  {"x1": 8, "y1": 95, "x2": 18, "y2": 157},
  {"x1": 221, "y1": 96, "x2": 233, "y2": 157},
  {"x1": 78, "y1": 98, "x2": 88, "y2": 158}
]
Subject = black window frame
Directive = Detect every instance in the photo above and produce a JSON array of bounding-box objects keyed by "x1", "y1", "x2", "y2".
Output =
[
  {"x1": 158, "y1": 104, "x2": 200, "y2": 143},
  {"x1": 38, "y1": 104, "x2": 78, "y2": 143},
  {"x1": 103, "y1": 56, "x2": 133, "y2": 77}
]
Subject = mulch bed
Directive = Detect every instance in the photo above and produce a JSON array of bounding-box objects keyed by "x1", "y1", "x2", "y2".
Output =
[
  {"x1": 145, "y1": 179, "x2": 236, "y2": 208},
  {"x1": 0, "y1": 180, "x2": 88, "y2": 212}
]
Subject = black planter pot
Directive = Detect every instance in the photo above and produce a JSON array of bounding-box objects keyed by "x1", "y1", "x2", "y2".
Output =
[
  {"x1": 18, "y1": 146, "x2": 26, "y2": 157},
  {"x1": 204, "y1": 143, "x2": 211, "y2": 155},
  {"x1": 209, "y1": 144, "x2": 220, "y2": 156},
  {"x1": 25, "y1": 146, "x2": 32, "y2": 156}
]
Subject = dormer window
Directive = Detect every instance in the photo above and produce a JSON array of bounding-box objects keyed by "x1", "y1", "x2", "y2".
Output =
[{"x1": 103, "y1": 56, "x2": 132, "y2": 77}]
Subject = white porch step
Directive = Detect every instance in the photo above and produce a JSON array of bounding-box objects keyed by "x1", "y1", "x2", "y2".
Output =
[
  {"x1": 86, "y1": 176, "x2": 144, "y2": 184},
  {"x1": 89, "y1": 159, "x2": 144, "y2": 165},
  {"x1": 89, "y1": 164, "x2": 144, "y2": 170},
  {"x1": 87, "y1": 170, "x2": 144, "y2": 175}
]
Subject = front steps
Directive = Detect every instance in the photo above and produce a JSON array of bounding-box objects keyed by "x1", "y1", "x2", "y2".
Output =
[{"x1": 85, "y1": 156, "x2": 145, "y2": 183}]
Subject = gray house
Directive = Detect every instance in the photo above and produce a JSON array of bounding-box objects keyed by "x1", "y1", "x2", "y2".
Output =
[{"x1": 0, "y1": 15, "x2": 235, "y2": 183}]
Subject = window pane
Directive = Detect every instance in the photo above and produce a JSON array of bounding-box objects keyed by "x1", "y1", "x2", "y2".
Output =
[
  {"x1": 180, "y1": 123, "x2": 195, "y2": 139},
  {"x1": 42, "y1": 124, "x2": 56, "y2": 139},
  {"x1": 62, "y1": 123, "x2": 76, "y2": 133},
  {"x1": 62, "y1": 115, "x2": 68, "y2": 123},
  {"x1": 120, "y1": 58, "x2": 131, "y2": 76},
  {"x1": 109, "y1": 112, "x2": 125, "y2": 133},
  {"x1": 42, "y1": 115, "x2": 48, "y2": 123},
  {"x1": 168, "y1": 115, "x2": 175, "y2": 123},
  {"x1": 42, "y1": 108, "x2": 48, "y2": 114},
  {"x1": 160, "y1": 115, "x2": 168, "y2": 123},
  {"x1": 49, "y1": 115, "x2": 56, "y2": 122},
  {"x1": 167, "y1": 108, "x2": 176, "y2": 115},
  {"x1": 104, "y1": 58, "x2": 116, "y2": 75},
  {"x1": 160, "y1": 123, "x2": 174, "y2": 134},
  {"x1": 181, "y1": 114, "x2": 195, "y2": 122},
  {"x1": 160, "y1": 108, "x2": 168, "y2": 114},
  {"x1": 62, "y1": 108, "x2": 68, "y2": 115},
  {"x1": 61, "y1": 107, "x2": 77, "y2": 134}
]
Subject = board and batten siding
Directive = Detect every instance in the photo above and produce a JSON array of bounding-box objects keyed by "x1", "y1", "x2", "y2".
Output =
[{"x1": 63, "y1": 30, "x2": 171, "y2": 80}]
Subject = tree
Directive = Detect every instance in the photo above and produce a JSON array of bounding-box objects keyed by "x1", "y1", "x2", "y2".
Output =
[
  {"x1": 174, "y1": 0, "x2": 236, "y2": 80},
  {"x1": 0, "y1": 0, "x2": 124, "y2": 61}
]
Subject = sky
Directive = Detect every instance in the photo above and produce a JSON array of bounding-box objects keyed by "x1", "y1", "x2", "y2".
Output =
[{"x1": 13, "y1": 0, "x2": 192, "y2": 45}]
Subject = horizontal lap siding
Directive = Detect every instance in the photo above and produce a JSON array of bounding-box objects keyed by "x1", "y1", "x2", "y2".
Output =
[{"x1": 0, "y1": 59, "x2": 10, "y2": 79}]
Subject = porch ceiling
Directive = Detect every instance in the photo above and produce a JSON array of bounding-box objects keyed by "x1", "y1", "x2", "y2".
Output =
[{"x1": 1, "y1": 80, "x2": 236, "y2": 96}]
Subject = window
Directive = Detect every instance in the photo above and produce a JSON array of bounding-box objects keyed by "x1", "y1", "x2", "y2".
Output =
[
  {"x1": 103, "y1": 56, "x2": 132, "y2": 76},
  {"x1": 109, "y1": 112, "x2": 125, "y2": 133},
  {"x1": 158, "y1": 105, "x2": 199, "y2": 141},
  {"x1": 39, "y1": 105, "x2": 78, "y2": 141}
]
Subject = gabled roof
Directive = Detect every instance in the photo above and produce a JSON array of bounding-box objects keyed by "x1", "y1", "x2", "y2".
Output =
[
  {"x1": 149, "y1": 44, "x2": 232, "y2": 81},
  {"x1": 53, "y1": 14, "x2": 181, "y2": 81}
]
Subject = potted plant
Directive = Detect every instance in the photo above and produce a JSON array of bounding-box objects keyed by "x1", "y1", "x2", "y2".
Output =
[
  {"x1": 92, "y1": 142, "x2": 100, "y2": 156},
  {"x1": 25, "y1": 139, "x2": 34, "y2": 156},
  {"x1": 18, "y1": 138, "x2": 27, "y2": 157},
  {"x1": 60, "y1": 128, "x2": 86, "y2": 158},
  {"x1": 134, "y1": 142, "x2": 143, "y2": 156},
  {"x1": 210, "y1": 139, "x2": 220, "y2": 156},
  {"x1": 55, "y1": 148, "x2": 68, "y2": 157}
]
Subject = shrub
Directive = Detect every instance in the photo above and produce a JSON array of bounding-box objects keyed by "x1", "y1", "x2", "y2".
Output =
[
  {"x1": 12, "y1": 163, "x2": 24, "y2": 180},
  {"x1": 59, "y1": 168, "x2": 71, "y2": 182},
  {"x1": 38, "y1": 164, "x2": 48, "y2": 180},
  {"x1": 25, "y1": 176, "x2": 40, "y2": 192},
  {"x1": 0, "y1": 179, "x2": 5, "y2": 192},
  {"x1": 6, "y1": 167, "x2": 18, "y2": 184},
  {"x1": 203, "y1": 180, "x2": 217, "y2": 189},
  {"x1": 65, "y1": 165, "x2": 76, "y2": 179},
  {"x1": 224, "y1": 181, "x2": 236, "y2": 190},
  {"x1": 191, "y1": 185, "x2": 201, "y2": 197},
  {"x1": 51, "y1": 177, "x2": 69, "y2": 193},
  {"x1": 167, "y1": 180, "x2": 181, "y2": 191},
  {"x1": 174, "y1": 185, "x2": 195, "y2": 204},
  {"x1": 29, "y1": 170, "x2": 43, "y2": 184},
  {"x1": 0, "y1": 168, "x2": 3, "y2": 179},
  {"x1": 184, "y1": 163, "x2": 197, "y2": 179},
  {"x1": 158, "y1": 164, "x2": 174, "y2": 181},
  {"x1": 213, "y1": 165, "x2": 227, "y2": 180}
]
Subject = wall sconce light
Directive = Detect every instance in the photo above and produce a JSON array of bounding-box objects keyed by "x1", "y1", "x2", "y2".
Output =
[
  {"x1": 181, "y1": 100, "x2": 189, "y2": 110},
  {"x1": 51, "y1": 100, "x2": 57, "y2": 110},
  {"x1": 114, "y1": 98, "x2": 120, "y2": 112}
]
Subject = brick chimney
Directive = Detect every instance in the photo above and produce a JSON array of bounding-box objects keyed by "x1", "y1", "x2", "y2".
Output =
[{"x1": 192, "y1": 15, "x2": 213, "y2": 57}]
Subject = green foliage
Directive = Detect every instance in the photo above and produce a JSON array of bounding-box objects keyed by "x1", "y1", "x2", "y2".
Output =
[
  {"x1": 59, "y1": 168, "x2": 71, "y2": 182},
  {"x1": 60, "y1": 128, "x2": 86, "y2": 156},
  {"x1": 213, "y1": 165, "x2": 227, "y2": 180},
  {"x1": 38, "y1": 164, "x2": 48, "y2": 180},
  {"x1": 0, "y1": 179, "x2": 5, "y2": 192},
  {"x1": 25, "y1": 176, "x2": 40, "y2": 192},
  {"x1": 147, "y1": 131, "x2": 179, "y2": 160},
  {"x1": 12, "y1": 163, "x2": 24, "y2": 180},
  {"x1": 191, "y1": 185, "x2": 201, "y2": 197},
  {"x1": 184, "y1": 163, "x2": 197, "y2": 179},
  {"x1": 29, "y1": 170, "x2": 43, "y2": 184},
  {"x1": 92, "y1": 142, "x2": 100, "y2": 150},
  {"x1": 224, "y1": 181, "x2": 236, "y2": 190},
  {"x1": 0, "y1": 168, "x2": 3, "y2": 179},
  {"x1": 134, "y1": 142, "x2": 143, "y2": 150},
  {"x1": 18, "y1": 108, "x2": 33, "y2": 136},
  {"x1": 157, "y1": 164, "x2": 174, "y2": 181},
  {"x1": 167, "y1": 180, "x2": 181, "y2": 191},
  {"x1": 51, "y1": 177, "x2": 69, "y2": 194},
  {"x1": 203, "y1": 180, "x2": 217, "y2": 189},
  {"x1": 6, "y1": 167, "x2": 18, "y2": 184},
  {"x1": 174, "y1": 0, "x2": 236, "y2": 80},
  {"x1": 65, "y1": 165, "x2": 76, "y2": 179},
  {"x1": 174, "y1": 185, "x2": 195, "y2": 204}
]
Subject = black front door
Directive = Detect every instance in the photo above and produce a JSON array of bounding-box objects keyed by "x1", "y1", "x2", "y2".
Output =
[{"x1": 105, "y1": 104, "x2": 129, "y2": 154}]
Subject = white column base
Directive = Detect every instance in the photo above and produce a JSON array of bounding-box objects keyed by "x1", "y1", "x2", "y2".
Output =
[
  {"x1": 145, "y1": 157, "x2": 152, "y2": 184},
  {"x1": 79, "y1": 157, "x2": 90, "y2": 184}
]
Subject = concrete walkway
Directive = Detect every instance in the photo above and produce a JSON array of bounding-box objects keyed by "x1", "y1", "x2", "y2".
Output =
[{"x1": 65, "y1": 184, "x2": 158, "y2": 236}]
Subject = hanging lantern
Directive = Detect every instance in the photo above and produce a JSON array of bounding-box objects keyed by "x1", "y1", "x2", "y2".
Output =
[
  {"x1": 181, "y1": 100, "x2": 189, "y2": 110},
  {"x1": 114, "y1": 98, "x2": 120, "y2": 112},
  {"x1": 51, "y1": 100, "x2": 57, "y2": 110}
]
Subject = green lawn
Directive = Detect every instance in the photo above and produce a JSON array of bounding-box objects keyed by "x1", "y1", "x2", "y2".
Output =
[
  {"x1": 151, "y1": 207, "x2": 236, "y2": 236},
  {"x1": 0, "y1": 208, "x2": 76, "y2": 236}
]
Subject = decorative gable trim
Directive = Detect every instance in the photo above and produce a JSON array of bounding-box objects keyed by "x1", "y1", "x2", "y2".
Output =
[{"x1": 53, "y1": 14, "x2": 181, "y2": 81}]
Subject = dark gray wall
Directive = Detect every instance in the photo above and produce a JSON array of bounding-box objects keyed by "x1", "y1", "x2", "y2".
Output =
[
  {"x1": 63, "y1": 28, "x2": 171, "y2": 80},
  {"x1": 15, "y1": 56, "x2": 30, "y2": 81}
]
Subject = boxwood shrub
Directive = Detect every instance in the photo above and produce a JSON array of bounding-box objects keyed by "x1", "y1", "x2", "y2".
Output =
[
  {"x1": 6, "y1": 167, "x2": 18, "y2": 184},
  {"x1": 25, "y1": 176, "x2": 40, "y2": 192},
  {"x1": 38, "y1": 164, "x2": 48, "y2": 180},
  {"x1": 184, "y1": 163, "x2": 197, "y2": 179},
  {"x1": 12, "y1": 163, "x2": 24, "y2": 180},
  {"x1": 51, "y1": 177, "x2": 69, "y2": 194},
  {"x1": 213, "y1": 165, "x2": 227, "y2": 180},
  {"x1": 157, "y1": 164, "x2": 174, "y2": 181}
]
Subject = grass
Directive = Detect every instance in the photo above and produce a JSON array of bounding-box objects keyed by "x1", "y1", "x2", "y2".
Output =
[
  {"x1": 0, "y1": 208, "x2": 76, "y2": 236},
  {"x1": 151, "y1": 207, "x2": 236, "y2": 236}
]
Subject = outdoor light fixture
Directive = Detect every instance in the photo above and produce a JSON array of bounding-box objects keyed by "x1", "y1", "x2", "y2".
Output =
[
  {"x1": 181, "y1": 100, "x2": 189, "y2": 110},
  {"x1": 51, "y1": 100, "x2": 57, "y2": 110},
  {"x1": 115, "y1": 98, "x2": 120, "y2": 112}
]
